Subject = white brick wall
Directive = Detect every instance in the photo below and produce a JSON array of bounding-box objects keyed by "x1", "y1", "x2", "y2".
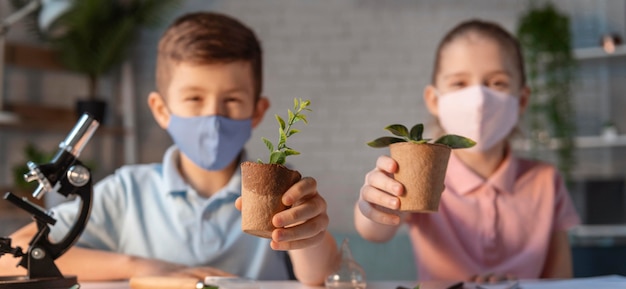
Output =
[
  {"x1": 131, "y1": 0, "x2": 532, "y2": 232},
  {"x1": 2, "y1": 0, "x2": 625, "y2": 234}
]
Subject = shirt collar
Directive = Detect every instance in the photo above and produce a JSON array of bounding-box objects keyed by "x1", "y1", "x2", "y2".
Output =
[
  {"x1": 162, "y1": 145, "x2": 187, "y2": 195},
  {"x1": 445, "y1": 148, "x2": 517, "y2": 195},
  {"x1": 160, "y1": 145, "x2": 246, "y2": 198}
]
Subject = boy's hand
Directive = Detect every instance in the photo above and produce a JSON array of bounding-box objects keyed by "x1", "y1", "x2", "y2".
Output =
[
  {"x1": 235, "y1": 177, "x2": 329, "y2": 250},
  {"x1": 356, "y1": 155, "x2": 406, "y2": 226}
]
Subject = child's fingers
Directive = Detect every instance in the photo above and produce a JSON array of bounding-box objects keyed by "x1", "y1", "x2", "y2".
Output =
[
  {"x1": 234, "y1": 197, "x2": 242, "y2": 211},
  {"x1": 360, "y1": 182, "x2": 401, "y2": 210},
  {"x1": 270, "y1": 228, "x2": 327, "y2": 251},
  {"x1": 273, "y1": 193, "x2": 326, "y2": 228},
  {"x1": 282, "y1": 177, "x2": 317, "y2": 206},
  {"x1": 376, "y1": 155, "x2": 399, "y2": 174},
  {"x1": 272, "y1": 213, "x2": 328, "y2": 244},
  {"x1": 357, "y1": 198, "x2": 402, "y2": 226},
  {"x1": 364, "y1": 169, "x2": 404, "y2": 197}
]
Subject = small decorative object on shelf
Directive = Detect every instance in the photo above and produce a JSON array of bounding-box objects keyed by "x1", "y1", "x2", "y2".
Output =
[
  {"x1": 601, "y1": 33, "x2": 622, "y2": 54},
  {"x1": 602, "y1": 121, "x2": 619, "y2": 142},
  {"x1": 240, "y1": 98, "x2": 311, "y2": 238}
]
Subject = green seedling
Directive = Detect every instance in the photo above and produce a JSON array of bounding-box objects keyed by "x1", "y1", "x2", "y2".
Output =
[
  {"x1": 258, "y1": 98, "x2": 311, "y2": 165},
  {"x1": 367, "y1": 123, "x2": 476, "y2": 149}
]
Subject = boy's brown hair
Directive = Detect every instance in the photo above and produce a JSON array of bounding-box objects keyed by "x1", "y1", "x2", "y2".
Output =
[{"x1": 156, "y1": 12, "x2": 263, "y2": 99}]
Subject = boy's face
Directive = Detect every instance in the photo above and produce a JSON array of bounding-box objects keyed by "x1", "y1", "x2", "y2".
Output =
[{"x1": 149, "y1": 61, "x2": 269, "y2": 130}]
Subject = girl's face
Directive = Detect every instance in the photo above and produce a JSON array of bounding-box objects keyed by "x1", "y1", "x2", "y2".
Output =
[{"x1": 435, "y1": 33, "x2": 524, "y2": 96}]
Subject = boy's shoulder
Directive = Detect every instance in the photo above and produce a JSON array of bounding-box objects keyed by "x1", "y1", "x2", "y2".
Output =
[
  {"x1": 96, "y1": 162, "x2": 166, "y2": 191},
  {"x1": 114, "y1": 162, "x2": 164, "y2": 177}
]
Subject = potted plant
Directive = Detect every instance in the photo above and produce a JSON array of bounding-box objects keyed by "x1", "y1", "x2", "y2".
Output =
[
  {"x1": 240, "y1": 98, "x2": 311, "y2": 238},
  {"x1": 45, "y1": 0, "x2": 180, "y2": 122},
  {"x1": 367, "y1": 123, "x2": 475, "y2": 212},
  {"x1": 516, "y1": 2, "x2": 577, "y2": 183}
]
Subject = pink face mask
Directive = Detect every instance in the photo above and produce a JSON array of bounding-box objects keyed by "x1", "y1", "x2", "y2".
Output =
[{"x1": 437, "y1": 85, "x2": 519, "y2": 152}]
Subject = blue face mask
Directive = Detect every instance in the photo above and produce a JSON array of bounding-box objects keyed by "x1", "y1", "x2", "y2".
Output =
[{"x1": 166, "y1": 114, "x2": 252, "y2": 171}]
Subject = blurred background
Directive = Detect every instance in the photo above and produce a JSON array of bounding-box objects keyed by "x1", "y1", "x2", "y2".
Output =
[{"x1": 1, "y1": 0, "x2": 625, "y2": 281}]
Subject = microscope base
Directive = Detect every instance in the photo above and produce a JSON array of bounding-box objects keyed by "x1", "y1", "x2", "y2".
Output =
[{"x1": 0, "y1": 275, "x2": 78, "y2": 289}]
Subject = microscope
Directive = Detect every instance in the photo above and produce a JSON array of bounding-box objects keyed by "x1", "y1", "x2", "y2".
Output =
[{"x1": 0, "y1": 113, "x2": 99, "y2": 289}]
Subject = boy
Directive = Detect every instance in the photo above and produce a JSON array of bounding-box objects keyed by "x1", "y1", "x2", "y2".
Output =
[{"x1": 1, "y1": 12, "x2": 337, "y2": 285}]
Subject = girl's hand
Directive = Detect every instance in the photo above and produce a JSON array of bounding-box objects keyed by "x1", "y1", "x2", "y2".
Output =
[
  {"x1": 356, "y1": 155, "x2": 406, "y2": 226},
  {"x1": 235, "y1": 177, "x2": 329, "y2": 251}
]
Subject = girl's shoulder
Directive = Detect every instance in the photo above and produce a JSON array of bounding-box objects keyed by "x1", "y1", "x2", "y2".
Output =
[{"x1": 514, "y1": 156, "x2": 563, "y2": 184}]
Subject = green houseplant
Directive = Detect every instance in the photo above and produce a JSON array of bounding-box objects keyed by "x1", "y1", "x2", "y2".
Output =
[
  {"x1": 516, "y1": 2, "x2": 577, "y2": 183},
  {"x1": 241, "y1": 98, "x2": 311, "y2": 238},
  {"x1": 368, "y1": 124, "x2": 475, "y2": 212},
  {"x1": 47, "y1": 0, "x2": 180, "y2": 122}
]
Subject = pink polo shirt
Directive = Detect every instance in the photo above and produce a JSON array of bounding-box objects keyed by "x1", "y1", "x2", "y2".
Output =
[{"x1": 407, "y1": 151, "x2": 580, "y2": 281}]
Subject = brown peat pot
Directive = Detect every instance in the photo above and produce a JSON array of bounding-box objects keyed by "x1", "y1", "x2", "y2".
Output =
[
  {"x1": 389, "y1": 142, "x2": 451, "y2": 212},
  {"x1": 240, "y1": 161, "x2": 301, "y2": 238}
]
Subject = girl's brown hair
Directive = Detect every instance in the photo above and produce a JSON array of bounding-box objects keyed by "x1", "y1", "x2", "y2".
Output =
[
  {"x1": 156, "y1": 12, "x2": 263, "y2": 99},
  {"x1": 431, "y1": 19, "x2": 526, "y2": 87}
]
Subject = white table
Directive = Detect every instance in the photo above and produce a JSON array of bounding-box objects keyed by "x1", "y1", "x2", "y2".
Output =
[
  {"x1": 79, "y1": 276, "x2": 626, "y2": 289},
  {"x1": 80, "y1": 280, "x2": 419, "y2": 289}
]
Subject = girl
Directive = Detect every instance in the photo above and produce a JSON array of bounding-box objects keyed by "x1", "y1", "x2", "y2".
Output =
[{"x1": 354, "y1": 19, "x2": 580, "y2": 282}]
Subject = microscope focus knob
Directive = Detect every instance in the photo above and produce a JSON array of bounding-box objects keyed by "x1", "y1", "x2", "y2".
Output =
[
  {"x1": 67, "y1": 165, "x2": 90, "y2": 187},
  {"x1": 24, "y1": 170, "x2": 39, "y2": 183}
]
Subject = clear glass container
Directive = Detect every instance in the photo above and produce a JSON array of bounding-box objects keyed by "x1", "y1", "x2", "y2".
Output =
[{"x1": 325, "y1": 238, "x2": 367, "y2": 289}]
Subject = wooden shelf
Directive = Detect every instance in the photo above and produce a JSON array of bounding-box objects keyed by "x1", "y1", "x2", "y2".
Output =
[
  {"x1": 0, "y1": 102, "x2": 126, "y2": 136},
  {"x1": 4, "y1": 42, "x2": 66, "y2": 71},
  {"x1": 513, "y1": 134, "x2": 626, "y2": 151},
  {"x1": 574, "y1": 45, "x2": 626, "y2": 60}
]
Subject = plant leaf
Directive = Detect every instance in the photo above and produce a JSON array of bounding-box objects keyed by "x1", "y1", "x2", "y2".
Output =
[
  {"x1": 385, "y1": 124, "x2": 409, "y2": 138},
  {"x1": 287, "y1": 129, "x2": 300, "y2": 137},
  {"x1": 300, "y1": 99, "x2": 311, "y2": 109},
  {"x1": 279, "y1": 127, "x2": 287, "y2": 147},
  {"x1": 284, "y1": 149, "x2": 300, "y2": 156},
  {"x1": 257, "y1": 158, "x2": 264, "y2": 164},
  {"x1": 275, "y1": 115, "x2": 286, "y2": 130},
  {"x1": 367, "y1": 137, "x2": 405, "y2": 148},
  {"x1": 293, "y1": 98, "x2": 298, "y2": 111},
  {"x1": 269, "y1": 151, "x2": 286, "y2": 164},
  {"x1": 410, "y1": 124, "x2": 424, "y2": 141},
  {"x1": 295, "y1": 114, "x2": 308, "y2": 124},
  {"x1": 262, "y1": 137, "x2": 274, "y2": 152},
  {"x1": 434, "y1": 134, "x2": 476, "y2": 149},
  {"x1": 288, "y1": 109, "x2": 295, "y2": 124}
]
